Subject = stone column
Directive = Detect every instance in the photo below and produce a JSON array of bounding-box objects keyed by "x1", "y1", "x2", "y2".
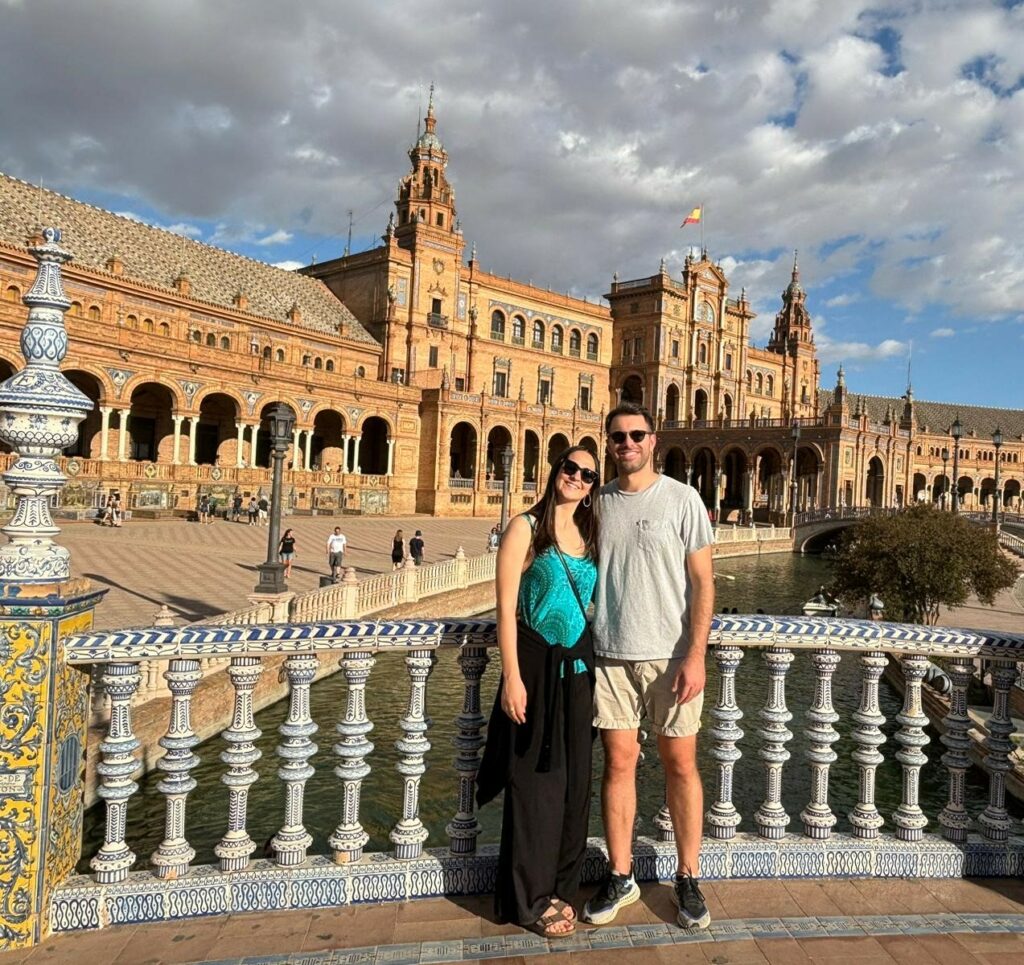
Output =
[
  {"x1": 291, "y1": 428, "x2": 301, "y2": 469},
  {"x1": 386, "y1": 439, "x2": 396, "y2": 476},
  {"x1": 171, "y1": 414, "x2": 184, "y2": 466},
  {"x1": 305, "y1": 431, "x2": 314, "y2": 471},
  {"x1": 355, "y1": 435, "x2": 362, "y2": 475},
  {"x1": 117, "y1": 411, "x2": 129, "y2": 461},
  {"x1": 235, "y1": 422, "x2": 245, "y2": 468},
  {"x1": 249, "y1": 423, "x2": 259, "y2": 468},
  {"x1": 187, "y1": 416, "x2": 197, "y2": 465},
  {"x1": 340, "y1": 433, "x2": 350, "y2": 472},
  {"x1": 0, "y1": 227, "x2": 106, "y2": 950},
  {"x1": 99, "y1": 405, "x2": 112, "y2": 461}
]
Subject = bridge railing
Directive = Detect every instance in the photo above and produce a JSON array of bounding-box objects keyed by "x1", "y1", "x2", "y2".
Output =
[
  {"x1": 794, "y1": 506, "x2": 901, "y2": 526},
  {"x1": 54, "y1": 615, "x2": 1024, "y2": 933}
]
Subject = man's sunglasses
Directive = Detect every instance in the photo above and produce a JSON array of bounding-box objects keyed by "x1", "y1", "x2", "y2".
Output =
[
  {"x1": 561, "y1": 459, "x2": 599, "y2": 485},
  {"x1": 609, "y1": 429, "x2": 652, "y2": 444}
]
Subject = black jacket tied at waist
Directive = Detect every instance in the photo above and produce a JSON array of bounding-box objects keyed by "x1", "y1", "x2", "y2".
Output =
[{"x1": 476, "y1": 619, "x2": 595, "y2": 808}]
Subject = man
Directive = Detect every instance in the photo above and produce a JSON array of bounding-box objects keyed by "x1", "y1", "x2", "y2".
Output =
[
  {"x1": 257, "y1": 495, "x2": 269, "y2": 526},
  {"x1": 326, "y1": 526, "x2": 347, "y2": 582},
  {"x1": 232, "y1": 492, "x2": 243, "y2": 523},
  {"x1": 409, "y1": 529, "x2": 425, "y2": 566},
  {"x1": 583, "y1": 401, "x2": 715, "y2": 930}
]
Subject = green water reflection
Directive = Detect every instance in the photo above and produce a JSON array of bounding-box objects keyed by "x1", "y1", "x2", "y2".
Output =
[{"x1": 81, "y1": 552, "x2": 1014, "y2": 869}]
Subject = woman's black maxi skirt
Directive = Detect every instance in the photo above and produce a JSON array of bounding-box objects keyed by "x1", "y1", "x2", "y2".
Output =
[{"x1": 479, "y1": 623, "x2": 595, "y2": 927}]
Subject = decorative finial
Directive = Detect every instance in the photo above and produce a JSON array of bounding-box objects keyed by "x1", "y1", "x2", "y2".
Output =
[
  {"x1": 0, "y1": 228, "x2": 92, "y2": 583},
  {"x1": 836, "y1": 364, "x2": 845, "y2": 388},
  {"x1": 659, "y1": 257, "x2": 667, "y2": 273},
  {"x1": 470, "y1": 242, "x2": 477, "y2": 263},
  {"x1": 792, "y1": 248, "x2": 799, "y2": 279}
]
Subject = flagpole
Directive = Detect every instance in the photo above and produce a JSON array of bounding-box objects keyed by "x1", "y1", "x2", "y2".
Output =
[{"x1": 700, "y1": 200, "x2": 705, "y2": 254}]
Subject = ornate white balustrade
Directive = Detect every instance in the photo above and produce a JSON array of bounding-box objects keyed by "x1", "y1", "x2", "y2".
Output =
[{"x1": 55, "y1": 615, "x2": 1024, "y2": 934}]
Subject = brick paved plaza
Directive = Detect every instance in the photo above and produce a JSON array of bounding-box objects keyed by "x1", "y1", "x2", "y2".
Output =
[{"x1": 62, "y1": 514, "x2": 501, "y2": 629}]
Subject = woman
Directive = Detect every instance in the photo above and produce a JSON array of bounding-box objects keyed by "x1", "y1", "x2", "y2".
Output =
[
  {"x1": 279, "y1": 528, "x2": 296, "y2": 580},
  {"x1": 391, "y1": 529, "x2": 406, "y2": 569},
  {"x1": 477, "y1": 445, "x2": 600, "y2": 939},
  {"x1": 198, "y1": 494, "x2": 211, "y2": 525}
]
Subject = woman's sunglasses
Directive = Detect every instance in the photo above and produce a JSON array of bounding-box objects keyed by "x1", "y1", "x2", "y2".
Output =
[
  {"x1": 561, "y1": 459, "x2": 599, "y2": 485},
  {"x1": 609, "y1": 429, "x2": 652, "y2": 444}
]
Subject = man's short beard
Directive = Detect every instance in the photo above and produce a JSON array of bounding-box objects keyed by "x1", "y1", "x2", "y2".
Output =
[{"x1": 616, "y1": 449, "x2": 651, "y2": 474}]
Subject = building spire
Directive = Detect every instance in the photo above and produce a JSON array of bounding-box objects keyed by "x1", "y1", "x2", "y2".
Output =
[{"x1": 792, "y1": 248, "x2": 799, "y2": 282}]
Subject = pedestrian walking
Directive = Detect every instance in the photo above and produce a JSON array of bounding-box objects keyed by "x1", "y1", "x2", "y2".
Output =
[
  {"x1": 278, "y1": 528, "x2": 296, "y2": 580},
  {"x1": 391, "y1": 529, "x2": 406, "y2": 569},
  {"x1": 326, "y1": 526, "x2": 347, "y2": 582},
  {"x1": 409, "y1": 530, "x2": 425, "y2": 566},
  {"x1": 257, "y1": 495, "x2": 269, "y2": 525},
  {"x1": 110, "y1": 491, "x2": 123, "y2": 527},
  {"x1": 247, "y1": 497, "x2": 258, "y2": 526},
  {"x1": 232, "y1": 493, "x2": 243, "y2": 522},
  {"x1": 487, "y1": 525, "x2": 500, "y2": 552},
  {"x1": 198, "y1": 493, "x2": 212, "y2": 525}
]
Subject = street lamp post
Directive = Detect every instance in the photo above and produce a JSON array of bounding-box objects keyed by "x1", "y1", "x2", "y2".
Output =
[
  {"x1": 789, "y1": 421, "x2": 801, "y2": 529},
  {"x1": 499, "y1": 444, "x2": 514, "y2": 532},
  {"x1": 254, "y1": 402, "x2": 296, "y2": 594},
  {"x1": 941, "y1": 447, "x2": 949, "y2": 510},
  {"x1": 993, "y1": 426, "x2": 1003, "y2": 533},
  {"x1": 950, "y1": 416, "x2": 962, "y2": 515}
]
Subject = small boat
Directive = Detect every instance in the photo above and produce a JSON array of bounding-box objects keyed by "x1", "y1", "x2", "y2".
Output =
[{"x1": 802, "y1": 586, "x2": 840, "y2": 617}]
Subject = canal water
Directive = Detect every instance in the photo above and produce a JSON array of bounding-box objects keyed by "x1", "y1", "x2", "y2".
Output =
[{"x1": 81, "y1": 552, "x2": 1011, "y2": 869}]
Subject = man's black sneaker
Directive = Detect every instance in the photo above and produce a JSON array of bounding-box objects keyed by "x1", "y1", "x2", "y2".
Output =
[
  {"x1": 672, "y1": 874, "x2": 711, "y2": 929},
  {"x1": 581, "y1": 868, "x2": 640, "y2": 925}
]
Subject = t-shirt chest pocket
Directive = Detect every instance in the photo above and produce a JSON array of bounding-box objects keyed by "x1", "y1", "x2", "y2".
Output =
[{"x1": 635, "y1": 519, "x2": 675, "y2": 552}]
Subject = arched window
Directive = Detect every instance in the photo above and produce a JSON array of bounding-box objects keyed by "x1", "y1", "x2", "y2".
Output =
[
  {"x1": 142, "y1": 317, "x2": 154, "y2": 333},
  {"x1": 355, "y1": 365, "x2": 366, "y2": 378},
  {"x1": 569, "y1": 329, "x2": 582, "y2": 357},
  {"x1": 490, "y1": 310, "x2": 506, "y2": 340},
  {"x1": 302, "y1": 354, "x2": 312, "y2": 366},
  {"x1": 698, "y1": 343, "x2": 707, "y2": 365},
  {"x1": 532, "y1": 320, "x2": 545, "y2": 348},
  {"x1": 159, "y1": 321, "x2": 170, "y2": 337},
  {"x1": 586, "y1": 333, "x2": 599, "y2": 359},
  {"x1": 275, "y1": 348, "x2": 285, "y2": 362},
  {"x1": 127, "y1": 314, "x2": 139, "y2": 329},
  {"x1": 88, "y1": 305, "x2": 102, "y2": 320},
  {"x1": 314, "y1": 356, "x2": 323, "y2": 369},
  {"x1": 766, "y1": 375, "x2": 775, "y2": 396},
  {"x1": 221, "y1": 336, "x2": 231, "y2": 350},
  {"x1": 5, "y1": 286, "x2": 20, "y2": 301},
  {"x1": 746, "y1": 370, "x2": 753, "y2": 389},
  {"x1": 206, "y1": 332, "x2": 216, "y2": 347},
  {"x1": 192, "y1": 330, "x2": 202, "y2": 343},
  {"x1": 70, "y1": 301, "x2": 83, "y2": 315},
  {"x1": 755, "y1": 372, "x2": 764, "y2": 393},
  {"x1": 325, "y1": 359, "x2": 335, "y2": 372},
  {"x1": 551, "y1": 325, "x2": 564, "y2": 353},
  {"x1": 512, "y1": 315, "x2": 525, "y2": 342},
  {"x1": 262, "y1": 345, "x2": 272, "y2": 360}
]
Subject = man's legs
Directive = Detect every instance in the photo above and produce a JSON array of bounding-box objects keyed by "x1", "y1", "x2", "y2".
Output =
[
  {"x1": 601, "y1": 728, "x2": 641, "y2": 875},
  {"x1": 657, "y1": 733, "x2": 702, "y2": 876}
]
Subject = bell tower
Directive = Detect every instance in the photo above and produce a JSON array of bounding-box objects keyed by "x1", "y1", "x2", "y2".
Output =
[
  {"x1": 767, "y1": 251, "x2": 819, "y2": 419},
  {"x1": 394, "y1": 86, "x2": 459, "y2": 249}
]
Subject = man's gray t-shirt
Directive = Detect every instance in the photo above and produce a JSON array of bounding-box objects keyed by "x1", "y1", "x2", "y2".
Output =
[{"x1": 593, "y1": 474, "x2": 714, "y2": 661}]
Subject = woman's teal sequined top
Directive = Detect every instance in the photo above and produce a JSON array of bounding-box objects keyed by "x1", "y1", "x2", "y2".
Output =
[{"x1": 518, "y1": 541, "x2": 596, "y2": 676}]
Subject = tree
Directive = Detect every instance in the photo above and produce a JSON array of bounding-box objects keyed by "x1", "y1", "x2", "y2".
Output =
[{"x1": 828, "y1": 504, "x2": 1018, "y2": 625}]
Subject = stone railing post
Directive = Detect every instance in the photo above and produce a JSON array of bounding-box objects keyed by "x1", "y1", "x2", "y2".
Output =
[
  {"x1": 455, "y1": 546, "x2": 469, "y2": 589},
  {"x1": 340, "y1": 566, "x2": 359, "y2": 619},
  {"x1": 402, "y1": 555, "x2": 418, "y2": 603},
  {"x1": 0, "y1": 227, "x2": 106, "y2": 951}
]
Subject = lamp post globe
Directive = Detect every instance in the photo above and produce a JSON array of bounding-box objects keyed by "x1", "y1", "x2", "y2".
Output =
[
  {"x1": 950, "y1": 415, "x2": 962, "y2": 515},
  {"x1": 254, "y1": 402, "x2": 297, "y2": 594},
  {"x1": 993, "y1": 426, "x2": 1003, "y2": 532}
]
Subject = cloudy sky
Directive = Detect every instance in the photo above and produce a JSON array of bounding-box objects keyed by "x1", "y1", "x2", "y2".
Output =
[{"x1": 3, "y1": 0, "x2": 1023, "y2": 410}]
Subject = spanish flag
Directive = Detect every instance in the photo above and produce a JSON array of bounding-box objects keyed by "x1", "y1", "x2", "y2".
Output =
[{"x1": 681, "y1": 205, "x2": 702, "y2": 227}]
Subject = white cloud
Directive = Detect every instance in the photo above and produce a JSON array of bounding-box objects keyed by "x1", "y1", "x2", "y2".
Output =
[
  {"x1": 825, "y1": 292, "x2": 860, "y2": 308},
  {"x1": 930, "y1": 327, "x2": 955, "y2": 338},
  {"x1": 257, "y1": 229, "x2": 294, "y2": 246},
  {"x1": 273, "y1": 260, "x2": 304, "y2": 271}
]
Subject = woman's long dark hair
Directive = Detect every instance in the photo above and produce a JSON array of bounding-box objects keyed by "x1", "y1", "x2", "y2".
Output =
[{"x1": 526, "y1": 444, "x2": 599, "y2": 563}]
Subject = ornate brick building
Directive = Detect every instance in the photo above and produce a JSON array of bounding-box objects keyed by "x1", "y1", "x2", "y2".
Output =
[{"x1": 0, "y1": 97, "x2": 1020, "y2": 520}]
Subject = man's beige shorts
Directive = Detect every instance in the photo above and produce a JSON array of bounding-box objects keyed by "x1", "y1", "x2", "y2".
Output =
[{"x1": 593, "y1": 657, "x2": 703, "y2": 737}]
